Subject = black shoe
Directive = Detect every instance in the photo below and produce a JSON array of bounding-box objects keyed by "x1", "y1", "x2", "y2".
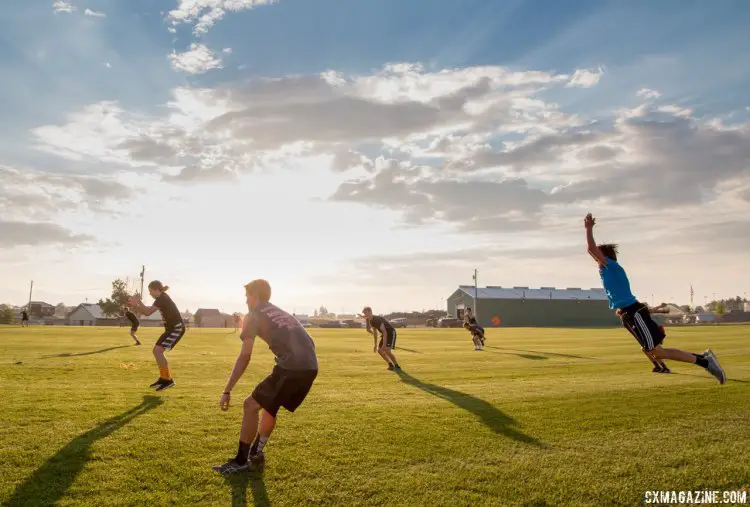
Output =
[
  {"x1": 249, "y1": 451, "x2": 265, "y2": 469},
  {"x1": 149, "y1": 378, "x2": 164, "y2": 388},
  {"x1": 652, "y1": 365, "x2": 662, "y2": 373},
  {"x1": 660, "y1": 366, "x2": 671, "y2": 374},
  {"x1": 155, "y1": 379, "x2": 175, "y2": 391},
  {"x1": 387, "y1": 364, "x2": 395, "y2": 371},
  {"x1": 212, "y1": 459, "x2": 249, "y2": 475}
]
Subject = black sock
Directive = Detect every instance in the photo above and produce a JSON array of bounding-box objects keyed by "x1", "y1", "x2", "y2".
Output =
[
  {"x1": 235, "y1": 440, "x2": 251, "y2": 465},
  {"x1": 694, "y1": 354, "x2": 709, "y2": 368}
]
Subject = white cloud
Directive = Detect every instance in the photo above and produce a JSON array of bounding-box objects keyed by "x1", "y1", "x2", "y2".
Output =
[
  {"x1": 0, "y1": 165, "x2": 136, "y2": 222},
  {"x1": 636, "y1": 88, "x2": 661, "y2": 99},
  {"x1": 566, "y1": 67, "x2": 605, "y2": 88},
  {"x1": 168, "y1": 27, "x2": 177, "y2": 34},
  {"x1": 167, "y1": 0, "x2": 277, "y2": 35},
  {"x1": 656, "y1": 104, "x2": 692, "y2": 117},
  {"x1": 84, "y1": 8, "x2": 105, "y2": 17},
  {"x1": 222, "y1": 47, "x2": 232, "y2": 54},
  {"x1": 169, "y1": 43, "x2": 223, "y2": 74},
  {"x1": 52, "y1": 0, "x2": 76, "y2": 13},
  {"x1": 104, "y1": 62, "x2": 111, "y2": 68}
]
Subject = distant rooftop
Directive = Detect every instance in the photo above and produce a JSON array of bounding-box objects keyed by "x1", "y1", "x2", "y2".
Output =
[{"x1": 456, "y1": 285, "x2": 608, "y2": 301}]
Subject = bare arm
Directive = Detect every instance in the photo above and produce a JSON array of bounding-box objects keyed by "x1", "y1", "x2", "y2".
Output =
[
  {"x1": 584, "y1": 214, "x2": 607, "y2": 267},
  {"x1": 133, "y1": 300, "x2": 158, "y2": 316},
  {"x1": 223, "y1": 337, "x2": 254, "y2": 394}
]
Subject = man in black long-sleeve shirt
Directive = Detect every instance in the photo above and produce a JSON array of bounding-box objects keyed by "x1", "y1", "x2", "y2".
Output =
[{"x1": 122, "y1": 306, "x2": 141, "y2": 345}]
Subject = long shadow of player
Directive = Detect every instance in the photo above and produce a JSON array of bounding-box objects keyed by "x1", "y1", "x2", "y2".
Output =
[
  {"x1": 486, "y1": 346, "x2": 593, "y2": 360},
  {"x1": 395, "y1": 347, "x2": 421, "y2": 354},
  {"x1": 40, "y1": 345, "x2": 132, "y2": 359},
  {"x1": 485, "y1": 349, "x2": 547, "y2": 360},
  {"x1": 225, "y1": 472, "x2": 270, "y2": 507},
  {"x1": 5, "y1": 395, "x2": 164, "y2": 507},
  {"x1": 396, "y1": 371, "x2": 544, "y2": 447},
  {"x1": 671, "y1": 371, "x2": 750, "y2": 383}
]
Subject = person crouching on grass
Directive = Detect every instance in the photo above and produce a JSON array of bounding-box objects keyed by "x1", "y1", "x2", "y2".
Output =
[
  {"x1": 213, "y1": 279, "x2": 319, "y2": 475},
  {"x1": 463, "y1": 307, "x2": 485, "y2": 351},
  {"x1": 129, "y1": 281, "x2": 185, "y2": 391},
  {"x1": 584, "y1": 213, "x2": 726, "y2": 383}
]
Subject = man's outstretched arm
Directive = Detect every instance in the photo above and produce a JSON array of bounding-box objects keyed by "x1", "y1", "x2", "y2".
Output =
[{"x1": 584, "y1": 214, "x2": 607, "y2": 267}]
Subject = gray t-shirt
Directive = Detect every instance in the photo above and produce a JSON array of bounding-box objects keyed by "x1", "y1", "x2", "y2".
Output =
[{"x1": 241, "y1": 302, "x2": 318, "y2": 371}]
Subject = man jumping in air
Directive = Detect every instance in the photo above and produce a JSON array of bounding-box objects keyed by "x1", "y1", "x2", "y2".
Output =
[
  {"x1": 362, "y1": 307, "x2": 401, "y2": 371},
  {"x1": 213, "y1": 279, "x2": 318, "y2": 475},
  {"x1": 584, "y1": 213, "x2": 725, "y2": 383}
]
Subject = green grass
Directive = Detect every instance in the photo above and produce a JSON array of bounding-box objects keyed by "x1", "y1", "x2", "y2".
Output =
[{"x1": 1, "y1": 325, "x2": 749, "y2": 506}]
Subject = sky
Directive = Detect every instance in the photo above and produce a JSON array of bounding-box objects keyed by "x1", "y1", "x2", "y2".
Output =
[{"x1": 1, "y1": 0, "x2": 749, "y2": 315}]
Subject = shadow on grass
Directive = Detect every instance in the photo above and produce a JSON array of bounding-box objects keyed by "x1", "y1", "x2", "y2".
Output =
[
  {"x1": 225, "y1": 471, "x2": 270, "y2": 507},
  {"x1": 671, "y1": 371, "x2": 750, "y2": 384},
  {"x1": 485, "y1": 349, "x2": 547, "y2": 360},
  {"x1": 6, "y1": 395, "x2": 164, "y2": 507},
  {"x1": 395, "y1": 347, "x2": 421, "y2": 354},
  {"x1": 40, "y1": 345, "x2": 132, "y2": 359},
  {"x1": 486, "y1": 346, "x2": 593, "y2": 360},
  {"x1": 396, "y1": 370, "x2": 544, "y2": 447}
]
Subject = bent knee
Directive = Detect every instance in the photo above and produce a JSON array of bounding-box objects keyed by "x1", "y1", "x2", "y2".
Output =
[{"x1": 243, "y1": 396, "x2": 261, "y2": 412}]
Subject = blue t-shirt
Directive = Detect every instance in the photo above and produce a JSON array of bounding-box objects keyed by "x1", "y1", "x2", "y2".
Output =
[{"x1": 599, "y1": 258, "x2": 637, "y2": 310}]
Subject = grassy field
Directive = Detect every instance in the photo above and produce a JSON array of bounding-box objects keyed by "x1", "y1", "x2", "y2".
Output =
[{"x1": 1, "y1": 325, "x2": 749, "y2": 507}]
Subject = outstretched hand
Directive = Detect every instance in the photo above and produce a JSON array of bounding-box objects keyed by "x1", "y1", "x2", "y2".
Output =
[{"x1": 584, "y1": 213, "x2": 596, "y2": 229}]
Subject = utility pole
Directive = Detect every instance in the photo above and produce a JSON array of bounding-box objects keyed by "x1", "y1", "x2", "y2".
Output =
[
  {"x1": 472, "y1": 269, "x2": 478, "y2": 320},
  {"x1": 27, "y1": 280, "x2": 33, "y2": 314},
  {"x1": 140, "y1": 265, "x2": 145, "y2": 299}
]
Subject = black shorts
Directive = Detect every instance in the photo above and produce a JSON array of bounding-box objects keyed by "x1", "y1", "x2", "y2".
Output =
[
  {"x1": 129, "y1": 322, "x2": 139, "y2": 332},
  {"x1": 252, "y1": 366, "x2": 318, "y2": 418},
  {"x1": 155, "y1": 322, "x2": 185, "y2": 351},
  {"x1": 619, "y1": 302, "x2": 665, "y2": 352},
  {"x1": 378, "y1": 329, "x2": 397, "y2": 349}
]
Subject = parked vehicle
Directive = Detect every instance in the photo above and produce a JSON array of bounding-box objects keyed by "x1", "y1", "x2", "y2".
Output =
[
  {"x1": 437, "y1": 317, "x2": 462, "y2": 328},
  {"x1": 425, "y1": 318, "x2": 437, "y2": 327},
  {"x1": 341, "y1": 319, "x2": 363, "y2": 328},
  {"x1": 319, "y1": 320, "x2": 343, "y2": 328},
  {"x1": 391, "y1": 317, "x2": 407, "y2": 328}
]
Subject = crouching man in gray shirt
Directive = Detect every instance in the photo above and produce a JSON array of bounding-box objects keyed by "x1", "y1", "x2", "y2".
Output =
[{"x1": 213, "y1": 279, "x2": 318, "y2": 475}]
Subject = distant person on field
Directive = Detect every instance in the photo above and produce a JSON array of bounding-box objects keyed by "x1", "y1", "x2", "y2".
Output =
[
  {"x1": 362, "y1": 307, "x2": 401, "y2": 371},
  {"x1": 463, "y1": 307, "x2": 485, "y2": 351},
  {"x1": 122, "y1": 305, "x2": 141, "y2": 346},
  {"x1": 21, "y1": 310, "x2": 29, "y2": 327},
  {"x1": 584, "y1": 213, "x2": 725, "y2": 383},
  {"x1": 129, "y1": 281, "x2": 185, "y2": 391},
  {"x1": 213, "y1": 279, "x2": 318, "y2": 474}
]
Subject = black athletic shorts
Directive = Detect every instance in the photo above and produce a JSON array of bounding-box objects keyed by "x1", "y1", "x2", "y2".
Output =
[
  {"x1": 155, "y1": 322, "x2": 185, "y2": 351},
  {"x1": 252, "y1": 366, "x2": 318, "y2": 418},
  {"x1": 618, "y1": 302, "x2": 665, "y2": 351},
  {"x1": 378, "y1": 329, "x2": 397, "y2": 349}
]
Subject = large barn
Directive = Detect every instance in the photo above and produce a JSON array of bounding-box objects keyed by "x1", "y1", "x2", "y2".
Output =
[{"x1": 447, "y1": 285, "x2": 620, "y2": 328}]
